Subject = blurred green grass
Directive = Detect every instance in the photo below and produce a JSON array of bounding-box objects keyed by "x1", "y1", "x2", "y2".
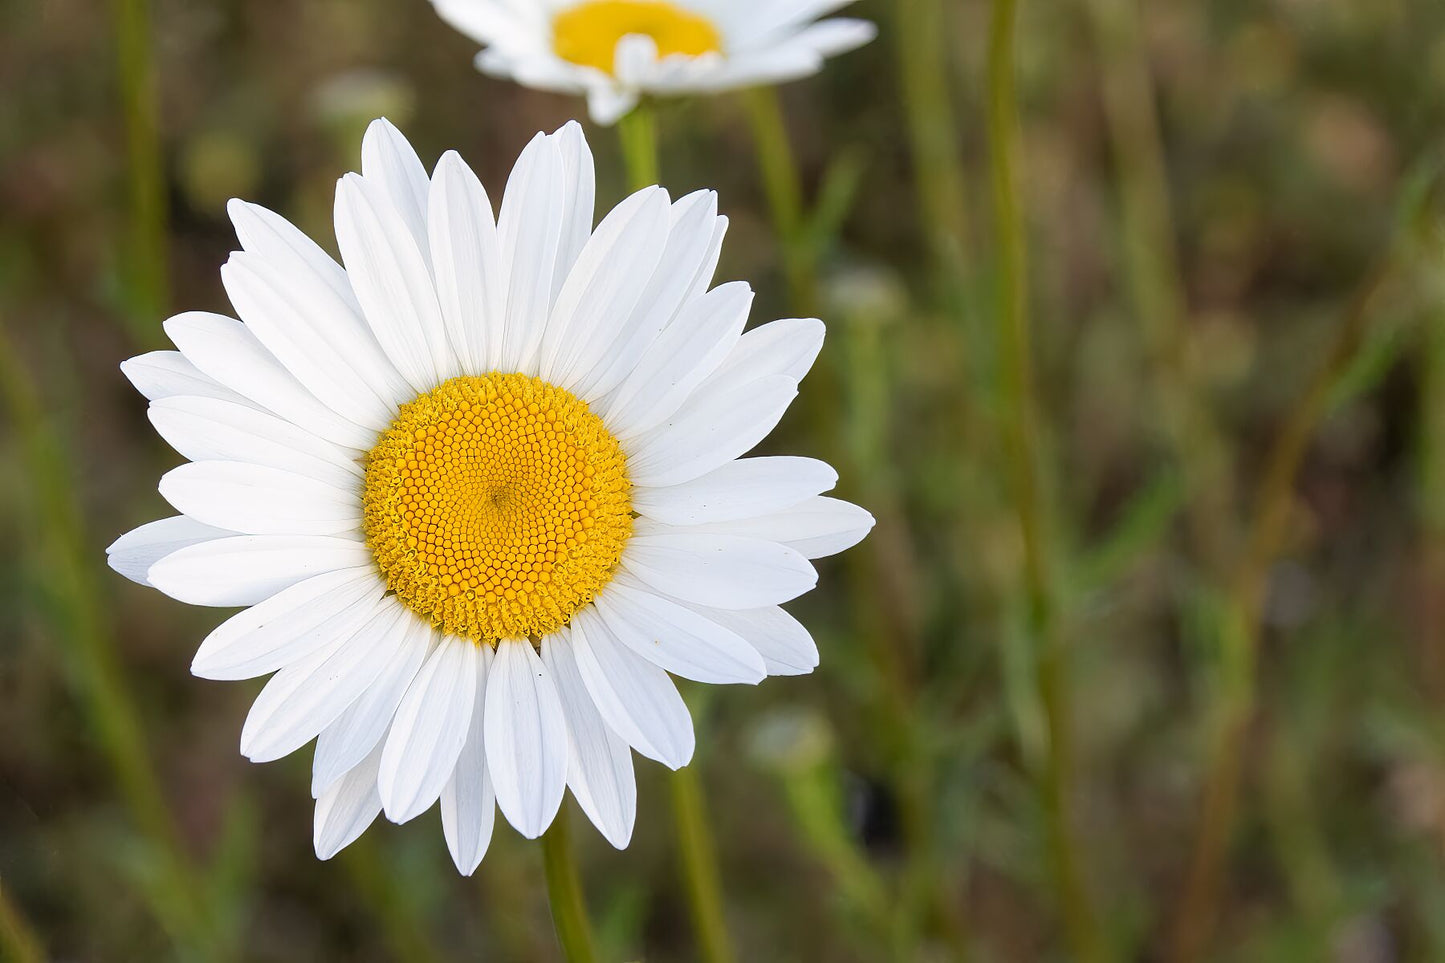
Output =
[{"x1": 6, "y1": 0, "x2": 1445, "y2": 960}]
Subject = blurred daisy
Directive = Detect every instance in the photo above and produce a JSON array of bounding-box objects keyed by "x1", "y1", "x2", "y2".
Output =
[
  {"x1": 429, "y1": 0, "x2": 877, "y2": 124},
  {"x1": 109, "y1": 119, "x2": 872, "y2": 873}
]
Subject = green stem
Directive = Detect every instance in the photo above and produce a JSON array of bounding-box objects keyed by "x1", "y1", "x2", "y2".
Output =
[
  {"x1": 0, "y1": 879, "x2": 44, "y2": 963},
  {"x1": 541, "y1": 803, "x2": 598, "y2": 963},
  {"x1": 671, "y1": 767, "x2": 737, "y2": 963},
  {"x1": 111, "y1": 0, "x2": 168, "y2": 345},
  {"x1": 986, "y1": 1, "x2": 1104, "y2": 960},
  {"x1": 741, "y1": 87, "x2": 818, "y2": 316},
  {"x1": 894, "y1": 0, "x2": 971, "y2": 280},
  {"x1": 1169, "y1": 260, "x2": 1397, "y2": 963},
  {"x1": 0, "y1": 323, "x2": 218, "y2": 957},
  {"x1": 1086, "y1": 0, "x2": 1235, "y2": 574},
  {"x1": 617, "y1": 104, "x2": 659, "y2": 192}
]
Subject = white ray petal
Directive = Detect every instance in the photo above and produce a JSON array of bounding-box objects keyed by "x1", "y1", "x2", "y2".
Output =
[
  {"x1": 240, "y1": 598, "x2": 408, "y2": 762},
  {"x1": 621, "y1": 533, "x2": 817, "y2": 609},
  {"x1": 148, "y1": 535, "x2": 371, "y2": 607},
  {"x1": 441, "y1": 644, "x2": 496, "y2": 875},
  {"x1": 313, "y1": 618, "x2": 436, "y2": 798},
  {"x1": 191, "y1": 566, "x2": 383, "y2": 681},
  {"x1": 570, "y1": 610, "x2": 694, "y2": 769},
  {"x1": 631, "y1": 456, "x2": 836, "y2": 526},
  {"x1": 484, "y1": 639, "x2": 568, "y2": 839},
  {"x1": 541, "y1": 630, "x2": 635, "y2": 849},
  {"x1": 594, "y1": 581, "x2": 766, "y2": 685},
  {"x1": 106, "y1": 516, "x2": 232, "y2": 587},
  {"x1": 159, "y1": 461, "x2": 360, "y2": 537},
  {"x1": 625, "y1": 374, "x2": 797, "y2": 488},
  {"x1": 379, "y1": 636, "x2": 481, "y2": 824},
  {"x1": 314, "y1": 741, "x2": 385, "y2": 861}
]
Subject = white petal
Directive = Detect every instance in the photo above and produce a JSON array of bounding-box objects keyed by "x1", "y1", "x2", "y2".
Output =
[
  {"x1": 595, "y1": 581, "x2": 765, "y2": 685},
  {"x1": 313, "y1": 618, "x2": 436, "y2": 797},
  {"x1": 227, "y1": 198, "x2": 360, "y2": 316},
  {"x1": 149, "y1": 396, "x2": 361, "y2": 489},
  {"x1": 494, "y1": 133, "x2": 566, "y2": 372},
  {"x1": 148, "y1": 535, "x2": 371, "y2": 607},
  {"x1": 240, "y1": 598, "x2": 408, "y2": 762},
  {"x1": 551, "y1": 121, "x2": 597, "y2": 301},
  {"x1": 621, "y1": 533, "x2": 817, "y2": 609},
  {"x1": 227, "y1": 200, "x2": 413, "y2": 406},
  {"x1": 484, "y1": 639, "x2": 568, "y2": 839},
  {"x1": 428, "y1": 150, "x2": 506, "y2": 376},
  {"x1": 537, "y1": 187, "x2": 671, "y2": 397},
  {"x1": 314, "y1": 742, "x2": 385, "y2": 860},
  {"x1": 361, "y1": 118, "x2": 432, "y2": 258},
  {"x1": 670, "y1": 496, "x2": 875, "y2": 558},
  {"x1": 625, "y1": 375, "x2": 797, "y2": 488},
  {"x1": 441, "y1": 645, "x2": 497, "y2": 874},
  {"x1": 586, "y1": 191, "x2": 723, "y2": 400},
  {"x1": 191, "y1": 566, "x2": 384, "y2": 681},
  {"x1": 631, "y1": 456, "x2": 837, "y2": 526},
  {"x1": 107, "y1": 516, "x2": 232, "y2": 586},
  {"x1": 159, "y1": 461, "x2": 360, "y2": 537},
  {"x1": 708, "y1": 317, "x2": 825, "y2": 390},
  {"x1": 541, "y1": 631, "x2": 635, "y2": 849},
  {"x1": 220, "y1": 255, "x2": 395, "y2": 430},
  {"x1": 379, "y1": 636, "x2": 481, "y2": 823},
  {"x1": 570, "y1": 609, "x2": 694, "y2": 769},
  {"x1": 163, "y1": 312, "x2": 375, "y2": 450},
  {"x1": 120, "y1": 351, "x2": 249, "y2": 406},
  {"x1": 686, "y1": 604, "x2": 820, "y2": 676},
  {"x1": 604, "y1": 280, "x2": 750, "y2": 437},
  {"x1": 335, "y1": 173, "x2": 451, "y2": 391}
]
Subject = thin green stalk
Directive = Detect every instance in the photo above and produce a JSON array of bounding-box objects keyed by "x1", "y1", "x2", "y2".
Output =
[
  {"x1": 986, "y1": 1, "x2": 1104, "y2": 960},
  {"x1": 0, "y1": 879, "x2": 44, "y2": 963},
  {"x1": 670, "y1": 767, "x2": 737, "y2": 963},
  {"x1": 541, "y1": 803, "x2": 599, "y2": 963},
  {"x1": 0, "y1": 323, "x2": 218, "y2": 957},
  {"x1": 894, "y1": 0, "x2": 971, "y2": 280},
  {"x1": 616, "y1": 109, "x2": 738, "y2": 963},
  {"x1": 741, "y1": 87, "x2": 818, "y2": 315},
  {"x1": 617, "y1": 104, "x2": 660, "y2": 192},
  {"x1": 112, "y1": 0, "x2": 168, "y2": 345},
  {"x1": 1419, "y1": 246, "x2": 1445, "y2": 701},
  {"x1": 1086, "y1": 0, "x2": 1235, "y2": 574},
  {"x1": 1170, "y1": 260, "x2": 1397, "y2": 963}
]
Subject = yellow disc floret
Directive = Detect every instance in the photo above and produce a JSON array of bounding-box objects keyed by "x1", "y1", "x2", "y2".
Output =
[
  {"x1": 364, "y1": 373, "x2": 632, "y2": 645},
  {"x1": 553, "y1": 1, "x2": 723, "y2": 75}
]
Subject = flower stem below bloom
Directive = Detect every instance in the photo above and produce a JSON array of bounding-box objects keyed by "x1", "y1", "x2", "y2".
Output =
[
  {"x1": 541, "y1": 802, "x2": 599, "y2": 963},
  {"x1": 671, "y1": 765, "x2": 737, "y2": 963},
  {"x1": 617, "y1": 104, "x2": 660, "y2": 192}
]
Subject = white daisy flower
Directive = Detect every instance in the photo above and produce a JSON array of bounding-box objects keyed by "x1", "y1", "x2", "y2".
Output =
[
  {"x1": 109, "y1": 119, "x2": 873, "y2": 873},
  {"x1": 429, "y1": 0, "x2": 877, "y2": 125}
]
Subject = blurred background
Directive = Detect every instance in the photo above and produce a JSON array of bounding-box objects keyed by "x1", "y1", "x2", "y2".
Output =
[{"x1": 6, "y1": 0, "x2": 1445, "y2": 960}]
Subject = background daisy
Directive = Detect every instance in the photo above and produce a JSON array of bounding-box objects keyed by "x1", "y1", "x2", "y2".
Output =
[{"x1": 429, "y1": 0, "x2": 877, "y2": 123}]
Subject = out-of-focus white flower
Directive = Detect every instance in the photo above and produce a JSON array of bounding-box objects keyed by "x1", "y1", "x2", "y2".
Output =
[{"x1": 430, "y1": 0, "x2": 876, "y2": 124}]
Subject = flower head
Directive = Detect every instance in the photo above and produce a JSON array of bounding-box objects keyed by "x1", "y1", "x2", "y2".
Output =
[
  {"x1": 109, "y1": 119, "x2": 872, "y2": 872},
  {"x1": 430, "y1": 0, "x2": 876, "y2": 124}
]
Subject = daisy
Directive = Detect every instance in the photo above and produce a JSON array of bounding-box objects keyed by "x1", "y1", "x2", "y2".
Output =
[
  {"x1": 108, "y1": 119, "x2": 873, "y2": 873},
  {"x1": 428, "y1": 0, "x2": 877, "y2": 125}
]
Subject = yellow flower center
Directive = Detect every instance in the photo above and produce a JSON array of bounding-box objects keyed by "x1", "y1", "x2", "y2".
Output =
[
  {"x1": 364, "y1": 373, "x2": 632, "y2": 645},
  {"x1": 552, "y1": 0, "x2": 723, "y2": 75}
]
